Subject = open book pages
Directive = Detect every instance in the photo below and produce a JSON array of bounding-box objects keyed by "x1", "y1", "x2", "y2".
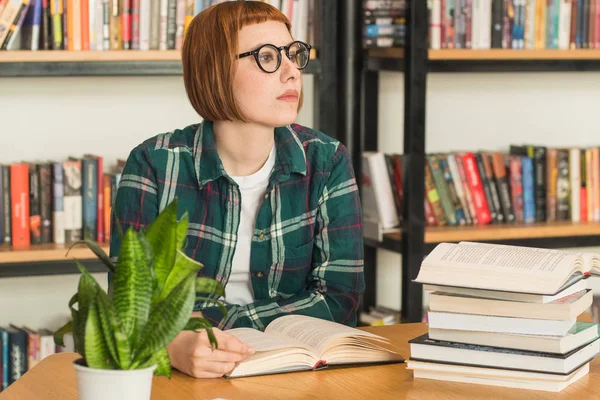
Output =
[
  {"x1": 415, "y1": 241, "x2": 600, "y2": 295},
  {"x1": 224, "y1": 315, "x2": 403, "y2": 378}
]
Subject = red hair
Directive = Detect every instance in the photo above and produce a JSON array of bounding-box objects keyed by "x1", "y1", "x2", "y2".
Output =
[{"x1": 182, "y1": 1, "x2": 303, "y2": 122}]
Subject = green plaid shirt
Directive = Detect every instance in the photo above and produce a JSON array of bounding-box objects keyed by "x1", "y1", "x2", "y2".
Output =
[{"x1": 109, "y1": 121, "x2": 365, "y2": 330}]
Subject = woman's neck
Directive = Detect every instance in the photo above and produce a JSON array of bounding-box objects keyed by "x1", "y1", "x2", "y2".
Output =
[{"x1": 212, "y1": 120, "x2": 275, "y2": 177}]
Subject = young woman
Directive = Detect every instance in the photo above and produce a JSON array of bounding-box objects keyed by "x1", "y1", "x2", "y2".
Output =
[{"x1": 110, "y1": 1, "x2": 364, "y2": 378}]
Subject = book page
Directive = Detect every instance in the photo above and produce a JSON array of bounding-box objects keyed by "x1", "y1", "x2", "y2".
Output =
[
  {"x1": 265, "y1": 315, "x2": 385, "y2": 356},
  {"x1": 226, "y1": 328, "x2": 310, "y2": 353},
  {"x1": 419, "y1": 242, "x2": 584, "y2": 276}
]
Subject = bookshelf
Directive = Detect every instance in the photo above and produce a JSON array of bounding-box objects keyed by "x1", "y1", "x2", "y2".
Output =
[
  {"x1": 366, "y1": 48, "x2": 600, "y2": 72},
  {"x1": 356, "y1": 1, "x2": 600, "y2": 322},
  {"x1": 0, "y1": 48, "x2": 321, "y2": 77}
]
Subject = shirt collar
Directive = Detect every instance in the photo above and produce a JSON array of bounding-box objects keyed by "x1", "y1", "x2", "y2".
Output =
[{"x1": 193, "y1": 121, "x2": 307, "y2": 188}]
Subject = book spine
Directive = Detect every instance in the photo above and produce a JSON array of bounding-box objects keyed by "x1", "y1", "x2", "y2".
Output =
[
  {"x1": 587, "y1": 148, "x2": 593, "y2": 221},
  {"x1": 96, "y1": 157, "x2": 104, "y2": 243},
  {"x1": 425, "y1": 162, "x2": 447, "y2": 225},
  {"x1": 139, "y1": 0, "x2": 149, "y2": 49},
  {"x1": 547, "y1": 148, "x2": 558, "y2": 221},
  {"x1": 570, "y1": 147, "x2": 581, "y2": 222},
  {"x1": 82, "y1": 158, "x2": 98, "y2": 242},
  {"x1": 1, "y1": 330, "x2": 8, "y2": 390},
  {"x1": 384, "y1": 155, "x2": 402, "y2": 221},
  {"x1": 509, "y1": 156, "x2": 524, "y2": 223},
  {"x1": 491, "y1": 152, "x2": 516, "y2": 223},
  {"x1": 104, "y1": 173, "x2": 112, "y2": 243},
  {"x1": 556, "y1": 148, "x2": 571, "y2": 220},
  {"x1": 474, "y1": 152, "x2": 499, "y2": 223},
  {"x1": 63, "y1": 160, "x2": 82, "y2": 243},
  {"x1": 462, "y1": 152, "x2": 492, "y2": 224},
  {"x1": 580, "y1": 148, "x2": 588, "y2": 222},
  {"x1": 535, "y1": 0, "x2": 547, "y2": 47},
  {"x1": 7, "y1": 329, "x2": 27, "y2": 385},
  {"x1": 10, "y1": 164, "x2": 30, "y2": 248},
  {"x1": 29, "y1": 165, "x2": 42, "y2": 245},
  {"x1": 121, "y1": 0, "x2": 131, "y2": 48},
  {"x1": 430, "y1": 0, "x2": 441, "y2": 49},
  {"x1": 428, "y1": 155, "x2": 458, "y2": 225},
  {"x1": 526, "y1": 0, "x2": 536, "y2": 48},
  {"x1": 52, "y1": 162, "x2": 65, "y2": 245},
  {"x1": 38, "y1": 164, "x2": 53, "y2": 244},
  {"x1": 0, "y1": 167, "x2": 3, "y2": 246},
  {"x1": 439, "y1": 155, "x2": 467, "y2": 225},
  {"x1": 521, "y1": 156, "x2": 536, "y2": 223},
  {"x1": 446, "y1": 153, "x2": 472, "y2": 224},
  {"x1": 481, "y1": 153, "x2": 504, "y2": 223},
  {"x1": 593, "y1": 147, "x2": 600, "y2": 220},
  {"x1": 455, "y1": 153, "x2": 479, "y2": 225},
  {"x1": 109, "y1": 0, "x2": 121, "y2": 49},
  {"x1": 1, "y1": 167, "x2": 10, "y2": 246},
  {"x1": 165, "y1": 0, "x2": 175, "y2": 48},
  {"x1": 530, "y1": 146, "x2": 547, "y2": 222},
  {"x1": 131, "y1": 0, "x2": 139, "y2": 48}
]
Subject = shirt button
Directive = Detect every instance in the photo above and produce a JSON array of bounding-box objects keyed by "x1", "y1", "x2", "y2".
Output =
[
  {"x1": 258, "y1": 232, "x2": 265, "y2": 239},
  {"x1": 264, "y1": 193, "x2": 269, "y2": 199},
  {"x1": 255, "y1": 272, "x2": 264, "y2": 278}
]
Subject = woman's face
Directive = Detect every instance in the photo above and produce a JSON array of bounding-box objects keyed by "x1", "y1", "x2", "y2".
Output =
[{"x1": 233, "y1": 21, "x2": 303, "y2": 128}]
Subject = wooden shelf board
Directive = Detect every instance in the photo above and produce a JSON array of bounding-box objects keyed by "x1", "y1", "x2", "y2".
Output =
[
  {"x1": 383, "y1": 222, "x2": 600, "y2": 245},
  {"x1": 0, "y1": 48, "x2": 318, "y2": 63},
  {"x1": 0, "y1": 243, "x2": 109, "y2": 264},
  {"x1": 0, "y1": 50, "x2": 182, "y2": 63},
  {"x1": 367, "y1": 48, "x2": 600, "y2": 61}
]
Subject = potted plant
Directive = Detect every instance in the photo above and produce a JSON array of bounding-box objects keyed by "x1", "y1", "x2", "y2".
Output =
[{"x1": 54, "y1": 199, "x2": 226, "y2": 400}]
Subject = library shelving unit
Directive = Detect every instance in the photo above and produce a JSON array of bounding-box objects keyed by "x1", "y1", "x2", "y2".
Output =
[
  {"x1": 357, "y1": 2, "x2": 600, "y2": 323},
  {"x1": 0, "y1": 0, "x2": 343, "y2": 278}
]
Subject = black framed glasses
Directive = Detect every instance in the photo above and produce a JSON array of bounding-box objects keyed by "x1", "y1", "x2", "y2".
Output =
[{"x1": 237, "y1": 41, "x2": 312, "y2": 73}]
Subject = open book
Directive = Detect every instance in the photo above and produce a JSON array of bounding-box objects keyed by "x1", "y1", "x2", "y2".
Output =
[
  {"x1": 415, "y1": 241, "x2": 600, "y2": 296},
  {"x1": 223, "y1": 315, "x2": 404, "y2": 378}
]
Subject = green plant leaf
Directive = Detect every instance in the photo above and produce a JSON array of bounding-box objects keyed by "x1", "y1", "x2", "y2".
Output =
[
  {"x1": 195, "y1": 277, "x2": 224, "y2": 298},
  {"x1": 113, "y1": 228, "x2": 153, "y2": 351},
  {"x1": 183, "y1": 317, "x2": 218, "y2": 350},
  {"x1": 67, "y1": 240, "x2": 115, "y2": 273},
  {"x1": 96, "y1": 288, "x2": 133, "y2": 369},
  {"x1": 176, "y1": 211, "x2": 189, "y2": 250},
  {"x1": 53, "y1": 320, "x2": 73, "y2": 347},
  {"x1": 84, "y1": 300, "x2": 115, "y2": 369},
  {"x1": 158, "y1": 249, "x2": 204, "y2": 303},
  {"x1": 146, "y1": 199, "x2": 179, "y2": 294},
  {"x1": 151, "y1": 348, "x2": 171, "y2": 378},
  {"x1": 132, "y1": 270, "x2": 197, "y2": 365},
  {"x1": 73, "y1": 260, "x2": 99, "y2": 356},
  {"x1": 94, "y1": 289, "x2": 122, "y2": 368},
  {"x1": 195, "y1": 296, "x2": 228, "y2": 317}
]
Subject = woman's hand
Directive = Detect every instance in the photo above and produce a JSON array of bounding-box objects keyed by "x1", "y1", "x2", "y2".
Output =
[{"x1": 166, "y1": 328, "x2": 256, "y2": 378}]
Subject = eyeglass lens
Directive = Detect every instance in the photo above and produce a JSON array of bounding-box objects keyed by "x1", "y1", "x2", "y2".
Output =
[{"x1": 257, "y1": 42, "x2": 309, "y2": 72}]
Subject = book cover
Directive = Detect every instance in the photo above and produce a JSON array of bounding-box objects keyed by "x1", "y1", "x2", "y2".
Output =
[
  {"x1": 5, "y1": 326, "x2": 27, "y2": 386},
  {"x1": 461, "y1": 152, "x2": 492, "y2": 224}
]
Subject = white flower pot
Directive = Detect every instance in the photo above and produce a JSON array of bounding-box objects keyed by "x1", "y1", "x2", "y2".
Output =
[{"x1": 73, "y1": 358, "x2": 157, "y2": 400}]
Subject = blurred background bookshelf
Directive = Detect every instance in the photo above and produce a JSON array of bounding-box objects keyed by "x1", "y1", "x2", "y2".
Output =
[{"x1": 357, "y1": 0, "x2": 600, "y2": 325}]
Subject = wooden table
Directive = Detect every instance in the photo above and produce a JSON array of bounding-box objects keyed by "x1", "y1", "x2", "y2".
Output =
[{"x1": 1, "y1": 323, "x2": 599, "y2": 400}]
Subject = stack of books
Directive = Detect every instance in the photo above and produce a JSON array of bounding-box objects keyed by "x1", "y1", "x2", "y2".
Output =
[{"x1": 407, "y1": 241, "x2": 600, "y2": 392}]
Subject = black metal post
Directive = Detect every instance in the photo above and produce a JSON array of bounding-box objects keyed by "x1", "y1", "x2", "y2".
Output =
[
  {"x1": 401, "y1": 0, "x2": 428, "y2": 322},
  {"x1": 359, "y1": 69, "x2": 380, "y2": 314},
  {"x1": 312, "y1": 0, "x2": 339, "y2": 139},
  {"x1": 338, "y1": 0, "x2": 363, "y2": 153}
]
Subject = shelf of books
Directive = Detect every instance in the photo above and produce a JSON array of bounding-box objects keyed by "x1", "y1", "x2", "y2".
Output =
[
  {"x1": 363, "y1": 145, "x2": 600, "y2": 254},
  {"x1": 0, "y1": 0, "x2": 319, "y2": 76},
  {"x1": 0, "y1": 155, "x2": 118, "y2": 277},
  {"x1": 363, "y1": 2, "x2": 600, "y2": 72}
]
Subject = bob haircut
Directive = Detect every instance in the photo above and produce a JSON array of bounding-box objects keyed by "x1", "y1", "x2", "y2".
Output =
[{"x1": 182, "y1": 1, "x2": 304, "y2": 123}]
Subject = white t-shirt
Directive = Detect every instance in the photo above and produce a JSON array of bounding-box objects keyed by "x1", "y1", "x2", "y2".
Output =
[{"x1": 226, "y1": 145, "x2": 276, "y2": 306}]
